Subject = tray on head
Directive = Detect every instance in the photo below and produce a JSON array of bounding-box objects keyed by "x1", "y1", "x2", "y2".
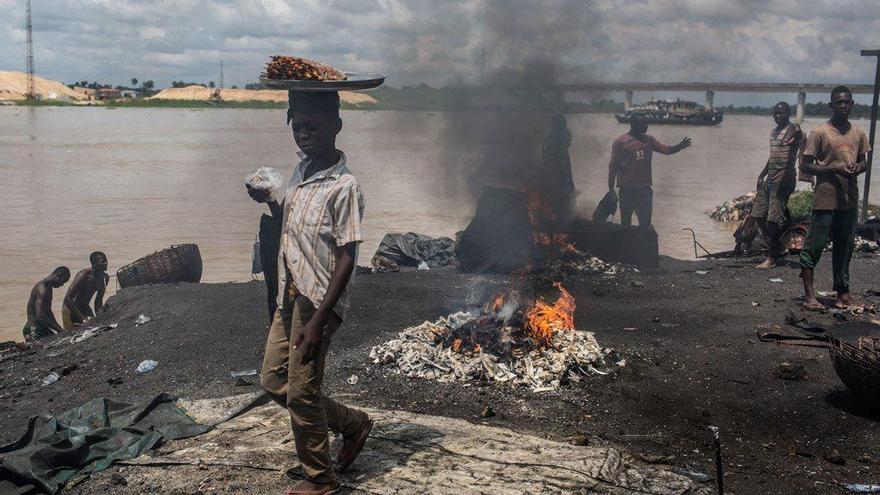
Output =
[{"x1": 259, "y1": 72, "x2": 385, "y2": 91}]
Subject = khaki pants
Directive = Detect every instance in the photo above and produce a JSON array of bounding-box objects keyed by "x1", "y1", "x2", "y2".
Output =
[{"x1": 260, "y1": 294, "x2": 366, "y2": 484}]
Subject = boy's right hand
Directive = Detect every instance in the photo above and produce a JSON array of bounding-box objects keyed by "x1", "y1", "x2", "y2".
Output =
[{"x1": 246, "y1": 185, "x2": 272, "y2": 203}]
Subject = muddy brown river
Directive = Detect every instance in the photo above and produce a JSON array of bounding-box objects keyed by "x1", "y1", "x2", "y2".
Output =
[{"x1": 1, "y1": 106, "x2": 874, "y2": 341}]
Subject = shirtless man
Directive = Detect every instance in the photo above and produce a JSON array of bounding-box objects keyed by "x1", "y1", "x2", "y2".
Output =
[
  {"x1": 62, "y1": 252, "x2": 110, "y2": 329},
  {"x1": 23, "y1": 267, "x2": 70, "y2": 342}
]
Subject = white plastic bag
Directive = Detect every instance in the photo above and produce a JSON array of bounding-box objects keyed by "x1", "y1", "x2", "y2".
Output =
[{"x1": 245, "y1": 167, "x2": 284, "y2": 201}]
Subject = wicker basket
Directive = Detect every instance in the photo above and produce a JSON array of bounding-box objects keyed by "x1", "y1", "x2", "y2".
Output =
[
  {"x1": 830, "y1": 335, "x2": 880, "y2": 402},
  {"x1": 117, "y1": 244, "x2": 203, "y2": 289}
]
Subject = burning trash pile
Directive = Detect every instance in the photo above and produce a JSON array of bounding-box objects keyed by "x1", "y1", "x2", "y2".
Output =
[
  {"x1": 370, "y1": 283, "x2": 613, "y2": 392},
  {"x1": 708, "y1": 192, "x2": 755, "y2": 223},
  {"x1": 530, "y1": 233, "x2": 626, "y2": 278}
]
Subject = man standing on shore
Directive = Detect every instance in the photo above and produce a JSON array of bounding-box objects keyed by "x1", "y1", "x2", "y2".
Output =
[
  {"x1": 752, "y1": 102, "x2": 805, "y2": 269},
  {"x1": 23, "y1": 267, "x2": 70, "y2": 342},
  {"x1": 62, "y1": 252, "x2": 110, "y2": 329},
  {"x1": 608, "y1": 115, "x2": 691, "y2": 226},
  {"x1": 251, "y1": 91, "x2": 371, "y2": 495},
  {"x1": 799, "y1": 86, "x2": 870, "y2": 310}
]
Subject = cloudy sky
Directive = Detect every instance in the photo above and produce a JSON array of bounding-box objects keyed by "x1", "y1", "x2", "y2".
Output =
[{"x1": 0, "y1": 0, "x2": 877, "y2": 104}]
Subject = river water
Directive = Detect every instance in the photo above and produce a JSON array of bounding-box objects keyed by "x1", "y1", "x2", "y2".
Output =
[{"x1": 1, "y1": 107, "x2": 875, "y2": 342}]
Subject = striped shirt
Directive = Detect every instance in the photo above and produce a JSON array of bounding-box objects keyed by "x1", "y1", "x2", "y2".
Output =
[
  {"x1": 277, "y1": 151, "x2": 364, "y2": 320},
  {"x1": 766, "y1": 122, "x2": 803, "y2": 183}
]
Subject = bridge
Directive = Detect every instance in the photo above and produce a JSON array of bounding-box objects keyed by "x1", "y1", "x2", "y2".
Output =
[{"x1": 559, "y1": 82, "x2": 875, "y2": 121}]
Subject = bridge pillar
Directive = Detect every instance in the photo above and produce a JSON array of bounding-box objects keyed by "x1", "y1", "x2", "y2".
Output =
[
  {"x1": 624, "y1": 90, "x2": 633, "y2": 111},
  {"x1": 796, "y1": 91, "x2": 806, "y2": 122},
  {"x1": 705, "y1": 90, "x2": 714, "y2": 111}
]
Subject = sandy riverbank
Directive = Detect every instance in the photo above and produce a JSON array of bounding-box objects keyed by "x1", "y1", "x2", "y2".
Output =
[{"x1": 3, "y1": 256, "x2": 880, "y2": 493}]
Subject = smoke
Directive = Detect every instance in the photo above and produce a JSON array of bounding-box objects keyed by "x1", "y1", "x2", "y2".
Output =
[{"x1": 434, "y1": 0, "x2": 606, "y2": 203}]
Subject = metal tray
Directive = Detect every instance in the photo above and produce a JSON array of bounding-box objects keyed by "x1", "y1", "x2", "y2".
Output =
[{"x1": 259, "y1": 72, "x2": 385, "y2": 91}]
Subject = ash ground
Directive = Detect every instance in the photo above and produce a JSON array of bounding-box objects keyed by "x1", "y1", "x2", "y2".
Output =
[{"x1": 3, "y1": 256, "x2": 880, "y2": 494}]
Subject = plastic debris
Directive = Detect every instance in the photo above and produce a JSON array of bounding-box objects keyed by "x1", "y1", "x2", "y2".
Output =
[
  {"x1": 244, "y1": 166, "x2": 284, "y2": 201},
  {"x1": 230, "y1": 369, "x2": 258, "y2": 378},
  {"x1": 136, "y1": 360, "x2": 158, "y2": 373},
  {"x1": 347, "y1": 374, "x2": 359, "y2": 385},
  {"x1": 673, "y1": 468, "x2": 710, "y2": 483},
  {"x1": 417, "y1": 261, "x2": 430, "y2": 270},
  {"x1": 135, "y1": 314, "x2": 152, "y2": 326},
  {"x1": 695, "y1": 271, "x2": 708, "y2": 276},
  {"x1": 71, "y1": 327, "x2": 100, "y2": 344},
  {"x1": 844, "y1": 484, "x2": 880, "y2": 493},
  {"x1": 41, "y1": 372, "x2": 60, "y2": 386},
  {"x1": 769, "y1": 278, "x2": 784, "y2": 283}
]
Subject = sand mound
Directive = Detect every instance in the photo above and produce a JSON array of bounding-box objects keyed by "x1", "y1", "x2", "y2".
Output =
[
  {"x1": 0, "y1": 71, "x2": 86, "y2": 101},
  {"x1": 149, "y1": 85, "x2": 376, "y2": 106}
]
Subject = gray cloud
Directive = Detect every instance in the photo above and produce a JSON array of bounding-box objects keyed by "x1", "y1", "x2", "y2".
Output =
[{"x1": 0, "y1": 0, "x2": 877, "y2": 89}]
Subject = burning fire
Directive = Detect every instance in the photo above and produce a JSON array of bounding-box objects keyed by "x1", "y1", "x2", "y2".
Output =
[
  {"x1": 532, "y1": 233, "x2": 579, "y2": 254},
  {"x1": 524, "y1": 282, "x2": 576, "y2": 345},
  {"x1": 525, "y1": 187, "x2": 556, "y2": 226}
]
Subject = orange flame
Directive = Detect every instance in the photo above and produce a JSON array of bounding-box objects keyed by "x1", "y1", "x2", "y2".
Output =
[
  {"x1": 532, "y1": 233, "x2": 579, "y2": 254},
  {"x1": 485, "y1": 293, "x2": 506, "y2": 314},
  {"x1": 525, "y1": 282, "x2": 576, "y2": 345},
  {"x1": 525, "y1": 187, "x2": 556, "y2": 226}
]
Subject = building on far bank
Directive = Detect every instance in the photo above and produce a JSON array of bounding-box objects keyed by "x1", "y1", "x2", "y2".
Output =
[
  {"x1": 95, "y1": 88, "x2": 122, "y2": 100},
  {"x1": 120, "y1": 89, "x2": 142, "y2": 99}
]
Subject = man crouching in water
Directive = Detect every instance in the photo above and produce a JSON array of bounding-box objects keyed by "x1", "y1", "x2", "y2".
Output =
[
  {"x1": 63, "y1": 251, "x2": 110, "y2": 329},
  {"x1": 23, "y1": 267, "x2": 70, "y2": 342},
  {"x1": 250, "y1": 91, "x2": 371, "y2": 495}
]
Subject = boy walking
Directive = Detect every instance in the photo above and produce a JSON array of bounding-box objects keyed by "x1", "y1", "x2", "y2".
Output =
[
  {"x1": 799, "y1": 86, "x2": 871, "y2": 309},
  {"x1": 252, "y1": 91, "x2": 371, "y2": 495}
]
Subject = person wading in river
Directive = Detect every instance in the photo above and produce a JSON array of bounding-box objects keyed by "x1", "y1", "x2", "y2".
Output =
[
  {"x1": 249, "y1": 90, "x2": 371, "y2": 495},
  {"x1": 752, "y1": 102, "x2": 805, "y2": 269},
  {"x1": 62, "y1": 251, "x2": 110, "y2": 329},
  {"x1": 799, "y1": 85, "x2": 870, "y2": 310},
  {"x1": 23, "y1": 267, "x2": 70, "y2": 342},
  {"x1": 607, "y1": 114, "x2": 691, "y2": 226}
]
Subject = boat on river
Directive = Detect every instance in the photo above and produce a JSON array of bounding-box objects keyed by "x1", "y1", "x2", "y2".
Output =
[{"x1": 615, "y1": 98, "x2": 723, "y2": 126}]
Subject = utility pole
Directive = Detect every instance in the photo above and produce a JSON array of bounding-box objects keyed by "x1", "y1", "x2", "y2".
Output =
[
  {"x1": 220, "y1": 59, "x2": 224, "y2": 90},
  {"x1": 25, "y1": 0, "x2": 35, "y2": 100},
  {"x1": 860, "y1": 49, "x2": 880, "y2": 223}
]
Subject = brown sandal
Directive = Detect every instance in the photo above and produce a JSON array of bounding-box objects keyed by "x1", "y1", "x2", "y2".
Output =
[{"x1": 335, "y1": 419, "x2": 373, "y2": 472}]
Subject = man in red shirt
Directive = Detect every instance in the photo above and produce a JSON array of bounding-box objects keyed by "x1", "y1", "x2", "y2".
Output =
[{"x1": 607, "y1": 115, "x2": 691, "y2": 226}]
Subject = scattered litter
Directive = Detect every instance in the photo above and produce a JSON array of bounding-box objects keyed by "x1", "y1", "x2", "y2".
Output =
[
  {"x1": 673, "y1": 468, "x2": 710, "y2": 483},
  {"x1": 480, "y1": 404, "x2": 495, "y2": 418},
  {"x1": 774, "y1": 362, "x2": 807, "y2": 381},
  {"x1": 347, "y1": 374, "x2": 359, "y2": 385},
  {"x1": 817, "y1": 291, "x2": 837, "y2": 297},
  {"x1": 695, "y1": 271, "x2": 708, "y2": 276},
  {"x1": 230, "y1": 369, "x2": 258, "y2": 378},
  {"x1": 623, "y1": 327, "x2": 638, "y2": 332},
  {"x1": 844, "y1": 484, "x2": 880, "y2": 493},
  {"x1": 708, "y1": 192, "x2": 755, "y2": 223},
  {"x1": 769, "y1": 278, "x2": 784, "y2": 283},
  {"x1": 135, "y1": 314, "x2": 152, "y2": 326},
  {"x1": 41, "y1": 372, "x2": 59, "y2": 387},
  {"x1": 71, "y1": 327, "x2": 100, "y2": 344},
  {"x1": 752, "y1": 302, "x2": 760, "y2": 307},
  {"x1": 417, "y1": 261, "x2": 430, "y2": 271},
  {"x1": 136, "y1": 360, "x2": 159, "y2": 373}
]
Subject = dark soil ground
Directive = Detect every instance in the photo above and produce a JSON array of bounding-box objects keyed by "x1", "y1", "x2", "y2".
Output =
[{"x1": 3, "y1": 255, "x2": 880, "y2": 494}]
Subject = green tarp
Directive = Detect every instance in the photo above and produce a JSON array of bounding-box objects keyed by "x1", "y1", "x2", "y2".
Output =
[{"x1": 0, "y1": 393, "x2": 209, "y2": 495}]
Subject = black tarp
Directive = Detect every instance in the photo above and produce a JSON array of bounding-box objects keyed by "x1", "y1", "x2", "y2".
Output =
[
  {"x1": 371, "y1": 233, "x2": 456, "y2": 272},
  {"x1": 0, "y1": 393, "x2": 209, "y2": 495},
  {"x1": 592, "y1": 191, "x2": 618, "y2": 223}
]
